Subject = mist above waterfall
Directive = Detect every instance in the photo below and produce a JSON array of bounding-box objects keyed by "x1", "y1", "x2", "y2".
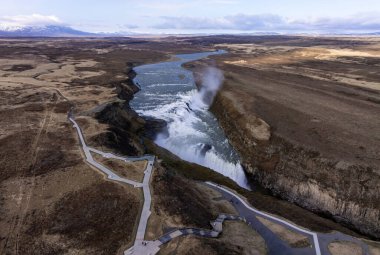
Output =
[
  {"x1": 131, "y1": 51, "x2": 250, "y2": 189},
  {"x1": 191, "y1": 67, "x2": 224, "y2": 109}
]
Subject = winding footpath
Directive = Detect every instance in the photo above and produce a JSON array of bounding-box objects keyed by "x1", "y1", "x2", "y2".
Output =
[
  {"x1": 156, "y1": 214, "x2": 245, "y2": 244},
  {"x1": 68, "y1": 115, "x2": 156, "y2": 254},
  {"x1": 69, "y1": 114, "x2": 255, "y2": 254},
  {"x1": 206, "y1": 182, "x2": 320, "y2": 255},
  {"x1": 69, "y1": 113, "x2": 371, "y2": 255},
  {"x1": 204, "y1": 182, "x2": 371, "y2": 255}
]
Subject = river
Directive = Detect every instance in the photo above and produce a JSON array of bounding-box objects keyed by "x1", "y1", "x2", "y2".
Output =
[{"x1": 131, "y1": 51, "x2": 250, "y2": 189}]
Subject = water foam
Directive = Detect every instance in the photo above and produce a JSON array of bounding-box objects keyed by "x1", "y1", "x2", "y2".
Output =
[{"x1": 131, "y1": 51, "x2": 251, "y2": 190}]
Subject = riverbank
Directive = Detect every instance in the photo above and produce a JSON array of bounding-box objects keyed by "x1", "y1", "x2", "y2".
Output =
[
  {"x1": 188, "y1": 38, "x2": 380, "y2": 240},
  {"x1": 1, "y1": 36, "x2": 379, "y2": 254},
  {"x1": 130, "y1": 51, "x2": 251, "y2": 189}
]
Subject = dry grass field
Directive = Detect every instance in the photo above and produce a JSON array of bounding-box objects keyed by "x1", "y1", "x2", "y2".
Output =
[
  {"x1": 0, "y1": 38, "x2": 167, "y2": 254},
  {"x1": 1, "y1": 36, "x2": 379, "y2": 255},
  {"x1": 189, "y1": 36, "x2": 380, "y2": 239}
]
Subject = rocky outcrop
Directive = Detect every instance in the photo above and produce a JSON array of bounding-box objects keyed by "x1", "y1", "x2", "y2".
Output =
[
  {"x1": 91, "y1": 67, "x2": 147, "y2": 156},
  {"x1": 210, "y1": 91, "x2": 380, "y2": 239},
  {"x1": 93, "y1": 65, "x2": 167, "y2": 156}
]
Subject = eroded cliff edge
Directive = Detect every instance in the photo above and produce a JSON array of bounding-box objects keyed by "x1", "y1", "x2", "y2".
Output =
[
  {"x1": 102, "y1": 46, "x2": 379, "y2": 241},
  {"x1": 210, "y1": 88, "x2": 380, "y2": 239}
]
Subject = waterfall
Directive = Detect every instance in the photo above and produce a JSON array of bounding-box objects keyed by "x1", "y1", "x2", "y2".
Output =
[{"x1": 131, "y1": 51, "x2": 251, "y2": 190}]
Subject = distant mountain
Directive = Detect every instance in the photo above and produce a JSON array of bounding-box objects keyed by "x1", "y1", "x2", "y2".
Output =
[
  {"x1": 2, "y1": 24, "x2": 378, "y2": 37},
  {"x1": 0, "y1": 25, "x2": 96, "y2": 37},
  {"x1": 96, "y1": 31, "x2": 142, "y2": 37},
  {"x1": 0, "y1": 25, "x2": 144, "y2": 37}
]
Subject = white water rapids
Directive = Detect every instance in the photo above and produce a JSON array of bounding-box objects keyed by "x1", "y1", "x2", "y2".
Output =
[{"x1": 131, "y1": 51, "x2": 250, "y2": 189}]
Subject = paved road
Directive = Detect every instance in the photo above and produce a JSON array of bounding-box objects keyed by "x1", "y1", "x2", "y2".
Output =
[
  {"x1": 88, "y1": 147, "x2": 153, "y2": 162},
  {"x1": 126, "y1": 214, "x2": 246, "y2": 255},
  {"x1": 318, "y1": 232, "x2": 370, "y2": 255},
  {"x1": 70, "y1": 114, "x2": 372, "y2": 255},
  {"x1": 157, "y1": 214, "x2": 245, "y2": 244},
  {"x1": 205, "y1": 182, "x2": 371, "y2": 255},
  {"x1": 133, "y1": 155, "x2": 155, "y2": 254},
  {"x1": 205, "y1": 182, "x2": 319, "y2": 255},
  {"x1": 69, "y1": 116, "x2": 156, "y2": 255}
]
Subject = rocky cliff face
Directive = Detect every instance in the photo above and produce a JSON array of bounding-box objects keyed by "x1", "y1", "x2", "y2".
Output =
[
  {"x1": 210, "y1": 91, "x2": 380, "y2": 239},
  {"x1": 92, "y1": 67, "x2": 147, "y2": 156},
  {"x1": 93, "y1": 66, "x2": 167, "y2": 156}
]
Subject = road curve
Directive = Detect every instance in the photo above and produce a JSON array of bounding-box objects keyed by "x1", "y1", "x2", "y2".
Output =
[
  {"x1": 157, "y1": 214, "x2": 245, "y2": 244},
  {"x1": 69, "y1": 114, "x2": 371, "y2": 255},
  {"x1": 206, "y1": 182, "x2": 321, "y2": 255},
  {"x1": 126, "y1": 214, "x2": 246, "y2": 255}
]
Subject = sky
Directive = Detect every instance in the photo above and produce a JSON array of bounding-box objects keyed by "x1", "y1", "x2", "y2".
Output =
[{"x1": 0, "y1": 0, "x2": 380, "y2": 34}]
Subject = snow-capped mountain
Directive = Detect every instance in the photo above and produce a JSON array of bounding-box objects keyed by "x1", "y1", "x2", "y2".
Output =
[
  {"x1": 0, "y1": 24, "x2": 25, "y2": 32},
  {"x1": 0, "y1": 25, "x2": 96, "y2": 37}
]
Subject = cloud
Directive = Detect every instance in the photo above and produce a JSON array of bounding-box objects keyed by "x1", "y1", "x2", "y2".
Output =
[
  {"x1": 296, "y1": 13, "x2": 380, "y2": 31},
  {"x1": 0, "y1": 14, "x2": 62, "y2": 27},
  {"x1": 136, "y1": 0, "x2": 238, "y2": 13},
  {"x1": 154, "y1": 13, "x2": 380, "y2": 32},
  {"x1": 205, "y1": 0, "x2": 238, "y2": 4},
  {"x1": 137, "y1": 1, "x2": 190, "y2": 12},
  {"x1": 119, "y1": 24, "x2": 140, "y2": 29}
]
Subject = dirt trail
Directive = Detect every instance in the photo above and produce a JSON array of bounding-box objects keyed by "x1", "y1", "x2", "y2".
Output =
[{"x1": 3, "y1": 101, "x2": 56, "y2": 254}]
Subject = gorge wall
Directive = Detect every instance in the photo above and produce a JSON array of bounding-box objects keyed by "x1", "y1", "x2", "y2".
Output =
[{"x1": 210, "y1": 90, "x2": 380, "y2": 239}]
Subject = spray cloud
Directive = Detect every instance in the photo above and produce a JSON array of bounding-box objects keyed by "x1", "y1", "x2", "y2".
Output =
[{"x1": 191, "y1": 66, "x2": 224, "y2": 109}]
